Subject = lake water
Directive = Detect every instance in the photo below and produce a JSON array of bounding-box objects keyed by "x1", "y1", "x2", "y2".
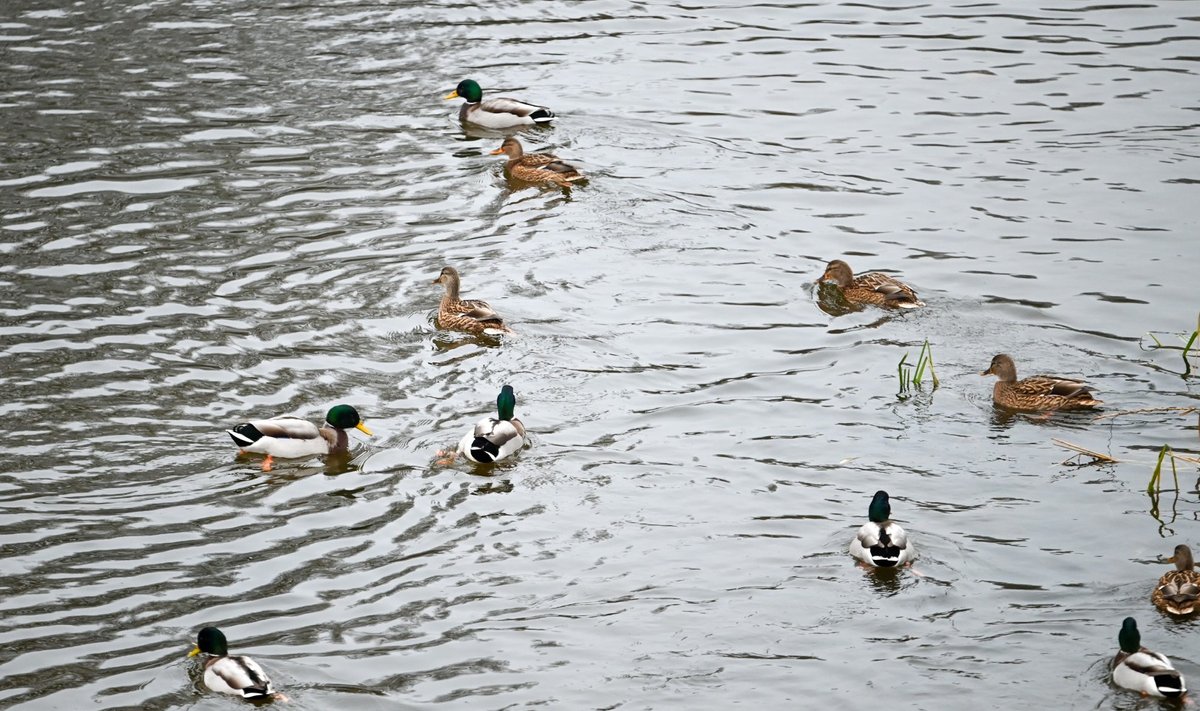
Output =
[{"x1": 1, "y1": 0, "x2": 1198, "y2": 708}]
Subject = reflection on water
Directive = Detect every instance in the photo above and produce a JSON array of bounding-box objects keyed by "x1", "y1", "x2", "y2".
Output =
[
  {"x1": 861, "y1": 565, "x2": 906, "y2": 597},
  {"x1": 1, "y1": 0, "x2": 1199, "y2": 708}
]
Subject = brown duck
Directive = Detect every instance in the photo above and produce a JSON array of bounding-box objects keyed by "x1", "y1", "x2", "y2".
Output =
[
  {"x1": 1152, "y1": 544, "x2": 1200, "y2": 616},
  {"x1": 490, "y1": 137, "x2": 584, "y2": 187},
  {"x1": 820, "y1": 259, "x2": 923, "y2": 309},
  {"x1": 433, "y1": 266, "x2": 512, "y2": 335},
  {"x1": 980, "y1": 354, "x2": 1101, "y2": 411}
]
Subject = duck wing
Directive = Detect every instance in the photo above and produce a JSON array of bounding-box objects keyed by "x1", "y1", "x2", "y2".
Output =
[
  {"x1": 1018, "y1": 375, "x2": 1095, "y2": 399},
  {"x1": 542, "y1": 160, "x2": 581, "y2": 176},
  {"x1": 853, "y1": 272, "x2": 922, "y2": 305},
  {"x1": 206, "y1": 655, "x2": 274, "y2": 698},
  {"x1": 458, "y1": 298, "x2": 504, "y2": 324},
  {"x1": 516, "y1": 153, "x2": 560, "y2": 168},
  {"x1": 227, "y1": 416, "x2": 320, "y2": 447},
  {"x1": 479, "y1": 97, "x2": 555, "y2": 122}
]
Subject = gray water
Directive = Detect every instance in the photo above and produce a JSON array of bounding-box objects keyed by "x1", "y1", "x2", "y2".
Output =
[{"x1": 1, "y1": 0, "x2": 1199, "y2": 708}]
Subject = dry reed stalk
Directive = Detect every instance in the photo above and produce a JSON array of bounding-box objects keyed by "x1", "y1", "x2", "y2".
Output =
[
  {"x1": 1093, "y1": 406, "x2": 1197, "y2": 422},
  {"x1": 1051, "y1": 438, "x2": 1118, "y2": 464}
]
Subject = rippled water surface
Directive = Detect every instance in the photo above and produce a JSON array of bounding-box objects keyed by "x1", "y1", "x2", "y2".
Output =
[{"x1": 2, "y1": 0, "x2": 1199, "y2": 708}]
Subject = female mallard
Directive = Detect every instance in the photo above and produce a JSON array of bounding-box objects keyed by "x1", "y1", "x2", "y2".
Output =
[
  {"x1": 850, "y1": 490, "x2": 914, "y2": 568},
  {"x1": 433, "y1": 266, "x2": 512, "y2": 335},
  {"x1": 1111, "y1": 617, "x2": 1186, "y2": 698},
  {"x1": 444, "y1": 78, "x2": 555, "y2": 129},
  {"x1": 980, "y1": 354, "x2": 1101, "y2": 412},
  {"x1": 490, "y1": 137, "x2": 584, "y2": 188},
  {"x1": 457, "y1": 385, "x2": 527, "y2": 463},
  {"x1": 820, "y1": 259, "x2": 923, "y2": 309},
  {"x1": 1152, "y1": 544, "x2": 1200, "y2": 616},
  {"x1": 189, "y1": 627, "x2": 280, "y2": 700},
  {"x1": 226, "y1": 404, "x2": 372, "y2": 471}
]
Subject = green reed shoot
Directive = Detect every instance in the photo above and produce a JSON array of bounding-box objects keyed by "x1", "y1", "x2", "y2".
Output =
[
  {"x1": 898, "y1": 340, "x2": 940, "y2": 394},
  {"x1": 1183, "y1": 315, "x2": 1198, "y2": 376},
  {"x1": 1147, "y1": 444, "x2": 1179, "y2": 494},
  {"x1": 1143, "y1": 311, "x2": 1199, "y2": 377}
]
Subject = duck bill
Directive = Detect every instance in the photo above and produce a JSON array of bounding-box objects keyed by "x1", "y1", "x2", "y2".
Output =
[
  {"x1": 979, "y1": 368, "x2": 992, "y2": 376},
  {"x1": 188, "y1": 646, "x2": 201, "y2": 658},
  {"x1": 489, "y1": 148, "x2": 504, "y2": 155},
  {"x1": 443, "y1": 90, "x2": 459, "y2": 100},
  {"x1": 356, "y1": 422, "x2": 374, "y2": 436}
]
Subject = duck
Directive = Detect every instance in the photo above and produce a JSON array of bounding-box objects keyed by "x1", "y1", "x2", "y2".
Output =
[
  {"x1": 227, "y1": 404, "x2": 372, "y2": 471},
  {"x1": 188, "y1": 626, "x2": 279, "y2": 700},
  {"x1": 820, "y1": 259, "x2": 924, "y2": 309},
  {"x1": 1111, "y1": 617, "x2": 1186, "y2": 698},
  {"x1": 444, "y1": 78, "x2": 555, "y2": 129},
  {"x1": 1152, "y1": 544, "x2": 1200, "y2": 616},
  {"x1": 980, "y1": 354, "x2": 1102, "y2": 412},
  {"x1": 849, "y1": 490, "x2": 915, "y2": 568},
  {"x1": 490, "y1": 137, "x2": 584, "y2": 188},
  {"x1": 433, "y1": 266, "x2": 512, "y2": 335},
  {"x1": 457, "y1": 385, "x2": 527, "y2": 463}
]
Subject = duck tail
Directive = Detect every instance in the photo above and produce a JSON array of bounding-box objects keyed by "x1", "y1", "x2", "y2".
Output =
[
  {"x1": 870, "y1": 545, "x2": 903, "y2": 567},
  {"x1": 240, "y1": 685, "x2": 273, "y2": 699},
  {"x1": 227, "y1": 423, "x2": 263, "y2": 447},
  {"x1": 469, "y1": 437, "x2": 501, "y2": 463},
  {"x1": 1154, "y1": 672, "x2": 1185, "y2": 698},
  {"x1": 530, "y1": 108, "x2": 555, "y2": 124}
]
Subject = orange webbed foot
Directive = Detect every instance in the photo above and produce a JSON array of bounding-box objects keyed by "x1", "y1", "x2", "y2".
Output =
[{"x1": 261, "y1": 455, "x2": 274, "y2": 472}]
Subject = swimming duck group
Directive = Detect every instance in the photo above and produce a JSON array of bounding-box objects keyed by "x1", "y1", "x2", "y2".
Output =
[
  {"x1": 446, "y1": 78, "x2": 584, "y2": 187},
  {"x1": 818, "y1": 256, "x2": 1188, "y2": 698},
  {"x1": 194, "y1": 78, "x2": 1189, "y2": 702}
]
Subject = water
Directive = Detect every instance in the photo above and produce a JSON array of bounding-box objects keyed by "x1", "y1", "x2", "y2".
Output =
[{"x1": 1, "y1": 0, "x2": 1198, "y2": 708}]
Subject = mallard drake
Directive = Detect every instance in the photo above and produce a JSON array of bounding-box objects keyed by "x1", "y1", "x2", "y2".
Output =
[
  {"x1": 1152, "y1": 544, "x2": 1200, "y2": 616},
  {"x1": 490, "y1": 137, "x2": 584, "y2": 188},
  {"x1": 227, "y1": 404, "x2": 372, "y2": 471},
  {"x1": 444, "y1": 78, "x2": 555, "y2": 129},
  {"x1": 433, "y1": 266, "x2": 512, "y2": 335},
  {"x1": 189, "y1": 627, "x2": 278, "y2": 700},
  {"x1": 820, "y1": 259, "x2": 924, "y2": 309},
  {"x1": 457, "y1": 385, "x2": 527, "y2": 463},
  {"x1": 980, "y1": 354, "x2": 1101, "y2": 412},
  {"x1": 1112, "y1": 617, "x2": 1186, "y2": 698},
  {"x1": 849, "y1": 490, "x2": 915, "y2": 568}
]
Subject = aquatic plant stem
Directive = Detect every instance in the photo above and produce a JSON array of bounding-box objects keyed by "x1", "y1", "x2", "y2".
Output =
[{"x1": 1147, "y1": 444, "x2": 1180, "y2": 494}]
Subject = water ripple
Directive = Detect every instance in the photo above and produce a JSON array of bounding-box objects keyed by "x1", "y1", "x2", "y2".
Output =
[{"x1": 0, "y1": 0, "x2": 1198, "y2": 707}]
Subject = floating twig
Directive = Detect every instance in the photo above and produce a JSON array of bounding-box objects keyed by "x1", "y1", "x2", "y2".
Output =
[
  {"x1": 1052, "y1": 438, "x2": 1118, "y2": 465},
  {"x1": 1166, "y1": 451, "x2": 1200, "y2": 466},
  {"x1": 1093, "y1": 406, "x2": 1198, "y2": 422}
]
